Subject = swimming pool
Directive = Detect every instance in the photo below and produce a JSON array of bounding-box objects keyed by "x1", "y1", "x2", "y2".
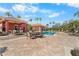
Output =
[{"x1": 42, "y1": 31, "x2": 55, "y2": 36}]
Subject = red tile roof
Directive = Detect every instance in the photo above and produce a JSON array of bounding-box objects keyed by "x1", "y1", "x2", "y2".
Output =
[{"x1": 32, "y1": 24, "x2": 45, "y2": 27}]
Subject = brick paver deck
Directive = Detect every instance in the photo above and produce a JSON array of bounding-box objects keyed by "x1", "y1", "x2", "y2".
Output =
[{"x1": 0, "y1": 32, "x2": 79, "y2": 56}]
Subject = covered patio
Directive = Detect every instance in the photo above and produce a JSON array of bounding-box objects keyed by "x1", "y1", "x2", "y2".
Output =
[
  {"x1": 0, "y1": 17, "x2": 28, "y2": 33},
  {"x1": 32, "y1": 24, "x2": 45, "y2": 32}
]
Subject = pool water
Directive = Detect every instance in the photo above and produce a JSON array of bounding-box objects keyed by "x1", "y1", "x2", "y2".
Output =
[{"x1": 42, "y1": 31, "x2": 55, "y2": 36}]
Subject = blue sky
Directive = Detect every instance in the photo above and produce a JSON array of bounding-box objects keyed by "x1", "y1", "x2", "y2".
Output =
[{"x1": 0, "y1": 3, "x2": 79, "y2": 25}]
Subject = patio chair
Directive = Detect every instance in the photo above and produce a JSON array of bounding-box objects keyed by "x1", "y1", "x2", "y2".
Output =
[
  {"x1": 34, "y1": 31, "x2": 43, "y2": 38},
  {"x1": 13, "y1": 29, "x2": 23, "y2": 35},
  {"x1": 0, "y1": 47, "x2": 7, "y2": 56},
  {"x1": 0, "y1": 32, "x2": 3, "y2": 36},
  {"x1": 0, "y1": 31, "x2": 8, "y2": 36},
  {"x1": 25, "y1": 30, "x2": 36, "y2": 39},
  {"x1": 25, "y1": 30, "x2": 43, "y2": 39},
  {"x1": 71, "y1": 48, "x2": 79, "y2": 56}
]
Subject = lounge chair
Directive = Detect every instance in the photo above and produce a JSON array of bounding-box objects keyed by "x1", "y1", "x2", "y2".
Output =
[
  {"x1": 0, "y1": 31, "x2": 8, "y2": 36},
  {"x1": 26, "y1": 30, "x2": 43, "y2": 39},
  {"x1": 34, "y1": 32, "x2": 43, "y2": 38},
  {"x1": 25, "y1": 30, "x2": 36, "y2": 39},
  {"x1": 13, "y1": 30, "x2": 24, "y2": 35}
]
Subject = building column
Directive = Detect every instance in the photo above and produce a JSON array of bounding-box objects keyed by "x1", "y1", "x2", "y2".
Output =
[
  {"x1": 0, "y1": 23, "x2": 2, "y2": 32},
  {"x1": 5, "y1": 21, "x2": 9, "y2": 33}
]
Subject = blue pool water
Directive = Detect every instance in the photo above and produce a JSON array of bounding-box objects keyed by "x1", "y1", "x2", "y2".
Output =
[{"x1": 42, "y1": 31, "x2": 55, "y2": 36}]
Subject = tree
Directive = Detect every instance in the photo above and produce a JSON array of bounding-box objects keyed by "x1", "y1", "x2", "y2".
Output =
[
  {"x1": 46, "y1": 24, "x2": 49, "y2": 27},
  {"x1": 60, "y1": 20, "x2": 79, "y2": 32},
  {"x1": 45, "y1": 24, "x2": 49, "y2": 31},
  {"x1": 28, "y1": 24, "x2": 32, "y2": 30},
  {"x1": 29, "y1": 19, "x2": 33, "y2": 25},
  {"x1": 50, "y1": 21, "x2": 55, "y2": 27},
  {"x1": 74, "y1": 11, "x2": 79, "y2": 17},
  {"x1": 17, "y1": 15, "x2": 21, "y2": 18},
  {"x1": 52, "y1": 21, "x2": 55, "y2": 24},
  {"x1": 52, "y1": 23, "x2": 61, "y2": 31},
  {"x1": 16, "y1": 15, "x2": 22, "y2": 21},
  {"x1": 5, "y1": 12, "x2": 12, "y2": 17},
  {"x1": 49, "y1": 22, "x2": 51, "y2": 27},
  {"x1": 35, "y1": 17, "x2": 42, "y2": 24},
  {"x1": 29, "y1": 19, "x2": 32, "y2": 23}
]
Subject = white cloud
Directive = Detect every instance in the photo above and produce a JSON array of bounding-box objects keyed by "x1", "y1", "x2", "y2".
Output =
[
  {"x1": 27, "y1": 5, "x2": 39, "y2": 13},
  {"x1": 49, "y1": 12, "x2": 60, "y2": 18},
  {"x1": 40, "y1": 9, "x2": 52, "y2": 14},
  {"x1": 24, "y1": 15, "x2": 33, "y2": 18},
  {"x1": 55, "y1": 3, "x2": 61, "y2": 6},
  {"x1": 23, "y1": 15, "x2": 36, "y2": 19},
  {"x1": 12, "y1": 4, "x2": 39, "y2": 13},
  {"x1": 0, "y1": 7, "x2": 9, "y2": 12},
  {"x1": 39, "y1": 9, "x2": 65, "y2": 16},
  {"x1": 25, "y1": 15, "x2": 31, "y2": 18},
  {"x1": 12, "y1": 4, "x2": 26, "y2": 12},
  {"x1": 12, "y1": 4, "x2": 65, "y2": 18},
  {"x1": 48, "y1": 10, "x2": 65, "y2": 18},
  {"x1": 12, "y1": 4, "x2": 62, "y2": 15},
  {"x1": 67, "y1": 3, "x2": 79, "y2": 8}
]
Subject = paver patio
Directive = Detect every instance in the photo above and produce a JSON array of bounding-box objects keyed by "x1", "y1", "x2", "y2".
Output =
[{"x1": 0, "y1": 32, "x2": 79, "y2": 56}]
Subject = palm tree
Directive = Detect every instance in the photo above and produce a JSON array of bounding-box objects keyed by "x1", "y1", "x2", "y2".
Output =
[
  {"x1": 5, "y1": 12, "x2": 12, "y2": 17},
  {"x1": 52, "y1": 21, "x2": 55, "y2": 24},
  {"x1": 35, "y1": 17, "x2": 42, "y2": 24},
  {"x1": 46, "y1": 24, "x2": 49, "y2": 28},
  {"x1": 16, "y1": 15, "x2": 22, "y2": 19},
  {"x1": 17, "y1": 15, "x2": 21, "y2": 18},
  {"x1": 46, "y1": 24, "x2": 49, "y2": 31},
  {"x1": 29, "y1": 19, "x2": 32, "y2": 22},
  {"x1": 49, "y1": 22, "x2": 51, "y2": 25},
  {"x1": 74, "y1": 11, "x2": 79, "y2": 17},
  {"x1": 49, "y1": 21, "x2": 55, "y2": 27},
  {"x1": 16, "y1": 15, "x2": 22, "y2": 22},
  {"x1": 28, "y1": 19, "x2": 33, "y2": 25},
  {"x1": 49, "y1": 22, "x2": 51, "y2": 28}
]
